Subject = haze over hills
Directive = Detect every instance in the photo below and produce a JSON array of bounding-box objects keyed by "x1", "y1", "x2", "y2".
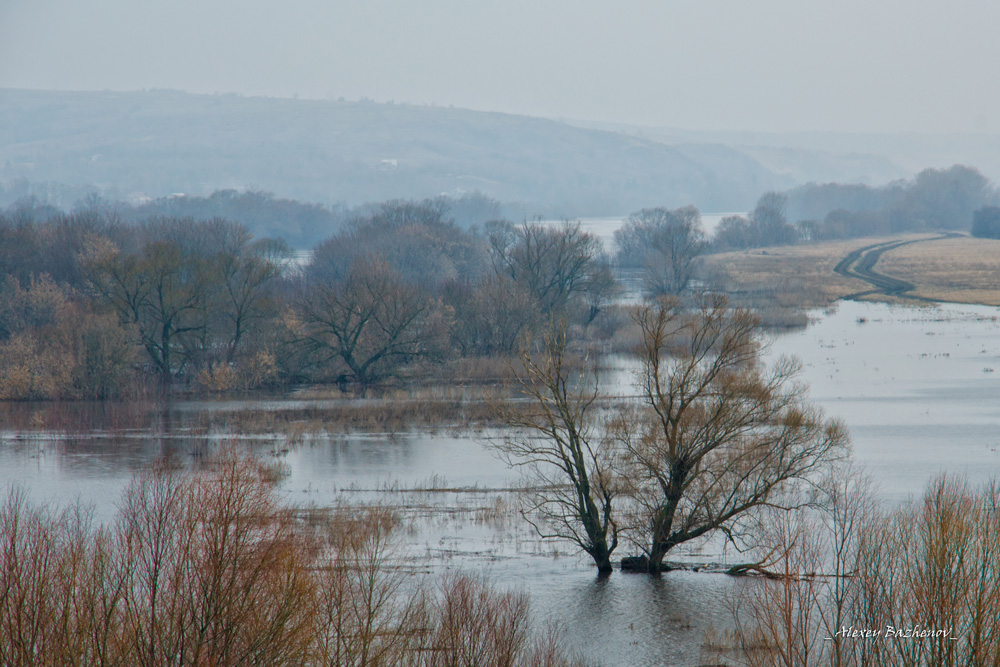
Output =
[
  {"x1": 2, "y1": 88, "x2": 995, "y2": 219},
  {"x1": 0, "y1": 88, "x2": 781, "y2": 215},
  {"x1": 575, "y1": 122, "x2": 1000, "y2": 188}
]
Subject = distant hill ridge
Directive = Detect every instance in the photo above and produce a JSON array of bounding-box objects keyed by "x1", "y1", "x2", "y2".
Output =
[{"x1": 1, "y1": 88, "x2": 793, "y2": 215}]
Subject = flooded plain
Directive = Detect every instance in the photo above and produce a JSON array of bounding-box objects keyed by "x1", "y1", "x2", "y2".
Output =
[{"x1": 2, "y1": 299, "x2": 1000, "y2": 665}]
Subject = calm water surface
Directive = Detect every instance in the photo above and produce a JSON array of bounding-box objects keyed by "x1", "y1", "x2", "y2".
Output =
[
  {"x1": 3, "y1": 299, "x2": 1000, "y2": 665},
  {"x1": 539, "y1": 213, "x2": 739, "y2": 250}
]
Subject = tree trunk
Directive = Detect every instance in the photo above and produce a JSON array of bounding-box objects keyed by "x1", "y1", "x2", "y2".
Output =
[
  {"x1": 647, "y1": 543, "x2": 668, "y2": 574},
  {"x1": 590, "y1": 546, "x2": 613, "y2": 574}
]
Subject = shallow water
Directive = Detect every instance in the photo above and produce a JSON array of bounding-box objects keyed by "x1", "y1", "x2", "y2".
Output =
[
  {"x1": 2, "y1": 299, "x2": 1000, "y2": 665},
  {"x1": 774, "y1": 300, "x2": 1000, "y2": 502},
  {"x1": 539, "y1": 213, "x2": 739, "y2": 252}
]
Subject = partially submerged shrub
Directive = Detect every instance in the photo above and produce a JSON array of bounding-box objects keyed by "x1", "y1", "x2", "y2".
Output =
[
  {"x1": 735, "y1": 474, "x2": 1000, "y2": 667},
  {"x1": 0, "y1": 448, "x2": 584, "y2": 666}
]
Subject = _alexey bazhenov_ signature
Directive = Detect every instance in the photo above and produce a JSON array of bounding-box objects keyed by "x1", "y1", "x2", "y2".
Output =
[{"x1": 827, "y1": 625, "x2": 960, "y2": 641}]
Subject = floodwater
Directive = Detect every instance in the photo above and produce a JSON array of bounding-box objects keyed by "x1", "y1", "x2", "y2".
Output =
[
  {"x1": 2, "y1": 299, "x2": 1000, "y2": 665},
  {"x1": 540, "y1": 212, "x2": 740, "y2": 252},
  {"x1": 775, "y1": 300, "x2": 1000, "y2": 503}
]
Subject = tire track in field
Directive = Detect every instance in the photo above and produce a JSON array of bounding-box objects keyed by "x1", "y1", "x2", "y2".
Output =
[{"x1": 833, "y1": 233, "x2": 962, "y2": 302}]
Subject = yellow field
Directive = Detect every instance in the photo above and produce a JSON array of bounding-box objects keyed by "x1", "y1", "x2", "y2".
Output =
[
  {"x1": 703, "y1": 233, "x2": 1000, "y2": 307},
  {"x1": 877, "y1": 235, "x2": 1000, "y2": 305}
]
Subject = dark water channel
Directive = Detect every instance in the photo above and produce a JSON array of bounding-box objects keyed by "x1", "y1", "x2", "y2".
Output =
[{"x1": 3, "y1": 300, "x2": 1000, "y2": 665}]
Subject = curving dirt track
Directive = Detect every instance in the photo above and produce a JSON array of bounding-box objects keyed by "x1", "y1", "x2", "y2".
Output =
[{"x1": 833, "y1": 233, "x2": 962, "y2": 302}]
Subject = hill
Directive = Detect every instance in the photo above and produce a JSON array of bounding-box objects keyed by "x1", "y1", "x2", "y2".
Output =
[{"x1": 0, "y1": 88, "x2": 790, "y2": 215}]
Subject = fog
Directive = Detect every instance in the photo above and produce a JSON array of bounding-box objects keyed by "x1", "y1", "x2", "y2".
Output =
[
  {"x1": 4, "y1": 4, "x2": 1000, "y2": 664},
  {"x1": 3, "y1": 1, "x2": 1000, "y2": 222},
  {"x1": 3, "y1": 0, "x2": 999, "y2": 134}
]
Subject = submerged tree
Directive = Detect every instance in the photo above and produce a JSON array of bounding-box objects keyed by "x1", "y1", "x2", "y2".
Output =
[
  {"x1": 613, "y1": 295, "x2": 848, "y2": 573},
  {"x1": 493, "y1": 324, "x2": 619, "y2": 573},
  {"x1": 496, "y1": 297, "x2": 845, "y2": 576}
]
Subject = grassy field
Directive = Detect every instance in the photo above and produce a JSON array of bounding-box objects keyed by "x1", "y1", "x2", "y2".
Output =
[
  {"x1": 878, "y1": 234, "x2": 1000, "y2": 304},
  {"x1": 703, "y1": 233, "x2": 1000, "y2": 307}
]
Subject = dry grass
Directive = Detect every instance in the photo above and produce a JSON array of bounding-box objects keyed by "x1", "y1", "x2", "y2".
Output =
[
  {"x1": 434, "y1": 356, "x2": 524, "y2": 384},
  {"x1": 878, "y1": 234, "x2": 1000, "y2": 305},
  {"x1": 703, "y1": 236, "x2": 903, "y2": 306},
  {"x1": 193, "y1": 398, "x2": 506, "y2": 437},
  {"x1": 704, "y1": 233, "x2": 1000, "y2": 307}
]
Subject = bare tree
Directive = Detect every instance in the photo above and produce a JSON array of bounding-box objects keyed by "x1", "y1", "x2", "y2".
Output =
[
  {"x1": 314, "y1": 506, "x2": 425, "y2": 667},
  {"x1": 612, "y1": 295, "x2": 847, "y2": 573},
  {"x1": 749, "y1": 192, "x2": 798, "y2": 247},
  {"x1": 732, "y1": 466, "x2": 877, "y2": 667},
  {"x1": 735, "y1": 475, "x2": 1000, "y2": 667},
  {"x1": 615, "y1": 206, "x2": 707, "y2": 296},
  {"x1": 493, "y1": 324, "x2": 619, "y2": 573},
  {"x1": 299, "y1": 257, "x2": 450, "y2": 385},
  {"x1": 733, "y1": 507, "x2": 828, "y2": 667},
  {"x1": 487, "y1": 221, "x2": 609, "y2": 318},
  {"x1": 0, "y1": 450, "x2": 588, "y2": 667},
  {"x1": 202, "y1": 220, "x2": 283, "y2": 364},
  {"x1": 712, "y1": 215, "x2": 754, "y2": 251},
  {"x1": 582, "y1": 253, "x2": 619, "y2": 325},
  {"x1": 88, "y1": 235, "x2": 211, "y2": 386},
  {"x1": 444, "y1": 274, "x2": 539, "y2": 357},
  {"x1": 711, "y1": 194, "x2": 798, "y2": 250},
  {"x1": 310, "y1": 200, "x2": 486, "y2": 290}
]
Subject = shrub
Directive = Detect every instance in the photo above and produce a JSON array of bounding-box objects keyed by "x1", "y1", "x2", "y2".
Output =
[{"x1": 0, "y1": 449, "x2": 585, "y2": 666}]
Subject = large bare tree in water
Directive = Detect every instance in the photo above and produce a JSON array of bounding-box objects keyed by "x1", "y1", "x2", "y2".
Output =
[
  {"x1": 613, "y1": 295, "x2": 847, "y2": 573},
  {"x1": 497, "y1": 296, "x2": 845, "y2": 576},
  {"x1": 493, "y1": 324, "x2": 619, "y2": 573}
]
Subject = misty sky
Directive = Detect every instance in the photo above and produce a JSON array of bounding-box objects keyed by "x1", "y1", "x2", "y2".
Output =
[{"x1": 2, "y1": 0, "x2": 998, "y2": 134}]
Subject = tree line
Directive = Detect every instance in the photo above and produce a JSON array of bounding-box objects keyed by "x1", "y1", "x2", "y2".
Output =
[
  {"x1": 0, "y1": 200, "x2": 624, "y2": 398},
  {"x1": 3, "y1": 190, "x2": 792, "y2": 400},
  {"x1": 5, "y1": 186, "x2": 509, "y2": 249},
  {"x1": 719, "y1": 164, "x2": 999, "y2": 248},
  {"x1": 3, "y1": 164, "x2": 995, "y2": 400}
]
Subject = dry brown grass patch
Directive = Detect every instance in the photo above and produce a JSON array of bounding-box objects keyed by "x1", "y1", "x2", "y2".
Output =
[
  {"x1": 702, "y1": 237, "x2": 908, "y2": 306},
  {"x1": 878, "y1": 234, "x2": 1000, "y2": 305},
  {"x1": 704, "y1": 233, "x2": 1000, "y2": 307}
]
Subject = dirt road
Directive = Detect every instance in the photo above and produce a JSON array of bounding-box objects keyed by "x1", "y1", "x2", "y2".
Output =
[{"x1": 833, "y1": 233, "x2": 962, "y2": 301}]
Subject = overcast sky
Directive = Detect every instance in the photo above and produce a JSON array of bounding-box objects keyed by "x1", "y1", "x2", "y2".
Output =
[{"x1": 2, "y1": 0, "x2": 998, "y2": 134}]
